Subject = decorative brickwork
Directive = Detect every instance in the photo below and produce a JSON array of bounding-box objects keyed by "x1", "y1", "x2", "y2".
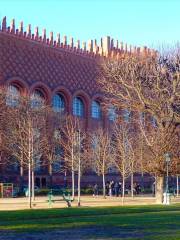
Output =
[
  {"x1": 0, "y1": 16, "x2": 157, "y2": 130},
  {"x1": 0, "y1": 17, "x2": 156, "y2": 186}
]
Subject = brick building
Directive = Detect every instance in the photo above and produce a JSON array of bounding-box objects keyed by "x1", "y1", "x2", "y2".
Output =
[{"x1": 0, "y1": 17, "x2": 153, "y2": 188}]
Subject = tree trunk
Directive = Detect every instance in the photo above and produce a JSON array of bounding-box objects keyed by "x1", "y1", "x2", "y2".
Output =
[
  {"x1": 77, "y1": 130, "x2": 81, "y2": 207},
  {"x1": 31, "y1": 168, "x2": 35, "y2": 201},
  {"x1": 28, "y1": 160, "x2": 32, "y2": 208},
  {"x1": 122, "y1": 176, "x2": 125, "y2": 205},
  {"x1": 131, "y1": 173, "x2": 134, "y2": 198},
  {"x1": 177, "y1": 175, "x2": 179, "y2": 197},
  {"x1": 49, "y1": 164, "x2": 53, "y2": 189},
  {"x1": 28, "y1": 124, "x2": 32, "y2": 208},
  {"x1": 19, "y1": 165, "x2": 24, "y2": 192},
  {"x1": 102, "y1": 172, "x2": 106, "y2": 198},
  {"x1": 77, "y1": 166, "x2": 81, "y2": 207},
  {"x1": 156, "y1": 176, "x2": 164, "y2": 204},
  {"x1": 141, "y1": 172, "x2": 144, "y2": 193},
  {"x1": 71, "y1": 144, "x2": 75, "y2": 199},
  {"x1": 72, "y1": 169, "x2": 75, "y2": 199}
]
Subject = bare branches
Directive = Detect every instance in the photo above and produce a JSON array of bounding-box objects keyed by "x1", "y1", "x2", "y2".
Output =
[
  {"x1": 7, "y1": 96, "x2": 47, "y2": 170},
  {"x1": 60, "y1": 115, "x2": 87, "y2": 173},
  {"x1": 100, "y1": 50, "x2": 180, "y2": 176},
  {"x1": 60, "y1": 114, "x2": 87, "y2": 201},
  {"x1": 90, "y1": 128, "x2": 113, "y2": 175},
  {"x1": 90, "y1": 128, "x2": 113, "y2": 197},
  {"x1": 100, "y1": 54, "x2": 180, "y2": 126},
  {"x1": 42, "y1": 110, "x2": 64, "y2": 176},
  {"x1": 112, "y1": 122, "x2": 133, "y2": 179}
]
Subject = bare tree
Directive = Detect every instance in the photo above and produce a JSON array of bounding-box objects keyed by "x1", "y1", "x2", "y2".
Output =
[
  {"x1": 8, "y1": 96, "x2": 47, "y2": 208},
  {"x1": 60, "y1": 115, "x2": 78, "y2": 199},
  {"x1": 60, "y1": 115, "x2": 87, "y2": 206},
  {"x1": 137, "y1": 111, "x2": 180, "y2": 201},
  {"x1": 43, "y1": 110, "x2": 64, "y2": 188},
  {"x1": 90, "y1": 128, "x2": 113, "y2": 198},
  {"x1": 100, "y1": 50, "x2": 180, "y2": 203},
  {"x1": 129, "y1": 140, "x2": 138, "y2": 198},
  {"x1": 112, "y1": 121, "x2": 134, "y2": 203},
  {"x1": 0, "y1": 89, "x2": 12, "y2": 167},
  {"x1": 75, "y1": 128, "x2": 87, "y2": 207}
]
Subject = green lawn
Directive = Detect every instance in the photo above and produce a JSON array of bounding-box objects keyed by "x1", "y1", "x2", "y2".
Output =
[{"x1": 0, "y1": 204, "x2": 180, "y2": 239}]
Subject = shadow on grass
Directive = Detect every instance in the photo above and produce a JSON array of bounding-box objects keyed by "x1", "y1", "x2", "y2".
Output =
[{"x1": 0, "y1": 204, "x2": 179, "y2": 239}]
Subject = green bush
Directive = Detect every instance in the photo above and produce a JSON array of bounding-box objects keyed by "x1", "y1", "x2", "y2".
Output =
[
  {"x1": 81, "y1": 188, "x2": 93, "y2": 195},
  {"x1": 74, "y1": 187, "x2": 103, "y2": 195},
  {"x1": 35, "y1": 189, "x2": 49, "y2": 196},
  {"x1": 35, "y1": 187, "x2": 103, "y2": 196},
  {"x1": 142, "y1": 188, "x2": 153, "y2": 194}
]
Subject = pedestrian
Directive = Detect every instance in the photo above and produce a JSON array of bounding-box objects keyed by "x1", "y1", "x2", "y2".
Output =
[
  {"x1": 105, "y1": 181, "x2": 110, "y2": 196},
  {"x1": 134, "y1": 182, "x2": 137, "y2": 195},
  {"x1": 135, "y1": 183, "x2": 141, "y2": 195},
  {"x1": 109, "y1": 181, "x2": 115, "y2": 196},
  {"x1": 114, "y1": 182, "x2": 119, "y2": 197},
  {"x1": 152, "y1": 182, "x2": 155, "y2": 197},
  {"x1": 118, "y1": 182, "x2": 122, "y2": 197},
  {"x1": 93, "y1": 184, "x2": 98, "y2": 197},
  {"x1": 109, "y1": 181, "x2": 112, "y2": 196}
]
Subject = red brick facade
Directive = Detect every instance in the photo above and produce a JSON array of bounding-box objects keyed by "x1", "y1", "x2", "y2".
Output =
[{"x1": 0, "y1": 17, "x2": 154, "y2": 188}]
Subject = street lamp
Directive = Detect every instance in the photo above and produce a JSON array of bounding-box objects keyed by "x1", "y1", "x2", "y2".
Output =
[{"x1": 163, "y1": 152, "x2": 171, "y2": 205}]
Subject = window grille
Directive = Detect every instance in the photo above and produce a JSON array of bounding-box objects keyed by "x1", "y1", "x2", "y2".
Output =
[
  {"x1": 73, "y1": 97, "x2": 84, "y2": 117},
  {"x1": 92, "y1": 101, "x2": 101, "y2": 119},
  {"x1": 6, "y1": 85, "x2": 20, "y2": 107},
  {"x1": 52, "y1": 94, "x2": 65, "y2": 112}
]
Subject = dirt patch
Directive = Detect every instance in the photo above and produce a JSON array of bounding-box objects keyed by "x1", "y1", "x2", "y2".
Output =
[{"x1": 0, "y1": 226, "x2": 147, "y2": 240}]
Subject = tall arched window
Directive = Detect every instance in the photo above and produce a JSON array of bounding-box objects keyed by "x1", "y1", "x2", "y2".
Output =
[
  {"x1": 123, "y1": 109, "x2": 131, "y2": 122},
  {"x1": 52, "y1": 93, "x2": 65, "y2": 113},
  {"x1": 31, "y1": 89, "x2": 45, "y2": 108},
  {"x1": 108, "y1": 106, "x2": 117, "y2": 121},
  {"x1": 140, "y1": 112, "x2": 145, "y2": 126},
  {"x1": 92, "y1": 100, "x2": 101, "y2": 119},
  {"x1": 52, "y1": 146, "x2": 64, "y2": 173},
  {"x1": 151, "y1": 116, "x2": 157, "y2": 127},
  {"x1": 6, "y1": 85, "x2": 20, "y2": 107},
  {"x1": 73, "y1": 97, "x2": 84, "y2": 117}
]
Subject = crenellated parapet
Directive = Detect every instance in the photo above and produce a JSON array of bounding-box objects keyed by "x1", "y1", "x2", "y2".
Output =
[{"x1": 0, "y1": 16, "x2": 157, "y2": 59}]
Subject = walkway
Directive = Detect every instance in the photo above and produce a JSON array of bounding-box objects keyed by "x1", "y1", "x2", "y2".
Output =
[{"x1": 0, "y1": 195, "x2": 179, "y2": 210}]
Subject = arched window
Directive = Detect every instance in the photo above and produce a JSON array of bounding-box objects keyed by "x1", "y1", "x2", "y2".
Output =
[
  {"x1": 31, "y1": 89, "x2": 45, "y2": 108},
  {"x1": 123, "y1": 109, "x2": 131, "y2": 122},
  {"x1": 7, "y1": 156, "x2": 19, "y2": 172},
  {"x1": 33, "y1": 128, "x2": 42, "y2": 172},
  {"x1": 108, "y1": 106, "x2": 117, "y2": 121},
  {"x1": 73, "y1": 97, "x2": 84, "y2": 117},
  {"x1": 151, "y1": 116, "x2": 157, "y2": 127},
  {"x1": 92, "y1": 135, "x2": 98, "y2": 150},
  {"x1": 52, "y1": 94, "x2": 65, "y2": 113},
  {"x1": 6, "y1": 85, "x2": 20, "y2": 107},
  {"x1": 54, "y1": 129, "x2": 62, "y2": 140},
  {"x1": 52, "y1": 146, "x2": 64, "y2": 173},
  {"x1": 91, "y1": 101, "x2": 101, "y2": 119},
  {"x1": 140, "y1": 112, "x2": 146, "y2": 126},
  {"x1": 34, "y1": 155, "x2": 43, "y2": 173}
]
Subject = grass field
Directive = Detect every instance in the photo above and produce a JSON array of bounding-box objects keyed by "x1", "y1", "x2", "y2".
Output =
[{"x1": 0, "y1": 204, "x2": 180, "y2": 239}]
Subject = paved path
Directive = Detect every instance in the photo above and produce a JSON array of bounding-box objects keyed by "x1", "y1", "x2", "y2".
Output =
[{"x1": 0, "y1": 195, "x2": 179, "y2": 210}]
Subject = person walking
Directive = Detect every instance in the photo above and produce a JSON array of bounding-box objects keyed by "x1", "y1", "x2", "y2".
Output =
[
  {"x1": 109, "y1": 181, "x2": 112, "y2": 197},
  {"x1": 105, "y1": 181, "x2": 110, "y2": 196},
  {"x1": 93, "y1": 184, "x2": 98, "y2": 197},
  {"x1": 119, "y1": 182, "x2": 122, "y2": 197},
  {"x1": 135, "y1": 184, "x2": 141, "y2": 195},
  {"x1": 109, "y1": 181, "x2": 115, "y2": 196},
  {"x1": 114, "y1": 182, "x2": 120, "y2": 197}
]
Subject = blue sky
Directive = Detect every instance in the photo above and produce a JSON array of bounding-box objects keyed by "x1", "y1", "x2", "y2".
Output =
[{"x1": 0, "y1": 0, "x2": 179, "y2": 48}]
